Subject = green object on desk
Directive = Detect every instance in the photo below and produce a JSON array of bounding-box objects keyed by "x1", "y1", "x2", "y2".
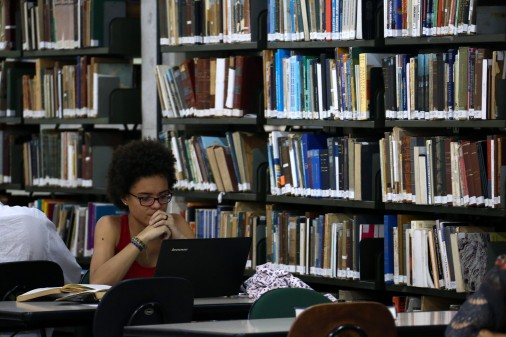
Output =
[{"x1": 248, "y1": 288, "x2": 332, "y2": 319}]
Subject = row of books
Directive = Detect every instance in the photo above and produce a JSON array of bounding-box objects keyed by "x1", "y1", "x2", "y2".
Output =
[
  {"x1": 266, "y1": 0, "x2": 381, "y2": 42},
  {"x1": 383, "y1": 0, "x2": 479, "y2": 38},
  {"x1": 0, "y1": 130, "x2": 31, "y2": 184},
  {"x1": 158, "y1": 0, "x2": 256, "y2": 45},
  {"x1": 22, "y1": 128, "x2": 129, "y2": 189},
  {"x1": 184, "y1": 201, "x2": 386, "y2": 279},
  {"x1": 263, "y1": 48, "x2": 383, "y2": 121},
  {"x1": 265, "y1": 206, "x2": 385, "y2": 279},
  {"x1": 19, "y1": 0, "x2": 133, "y2": 51},
  {"x1": 184, "y1": 201, "x2": 266, "y2": 269},
  {"x1": 32, "y1": 199, "x2": 126, "y2": 258},
  {"x1": 158, "y1": 130, "x2": 266, "y2": 193},
  {"x1": 21, "y1": 57, "x2": 136, "y2": 119},
  {"x1": 268, "y1": 131, "x2": 379, "y2": 201},
  {"x1": 155, "y1": 55, "x2": 262, "y2": 118},
  {"x1": 380, "y1": 127, "x2": 506, "y2": 208},
  {"x1": 384, "y1": 215, "x2": 506, "y2": 293},
  {"x1": 382, "y1": 48, "x2": 506, "y2": 121}
]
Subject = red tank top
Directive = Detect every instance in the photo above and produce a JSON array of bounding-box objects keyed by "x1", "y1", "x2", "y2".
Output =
[{"x1": 116, "y1": 214, "x2": 155, "y2": 279}]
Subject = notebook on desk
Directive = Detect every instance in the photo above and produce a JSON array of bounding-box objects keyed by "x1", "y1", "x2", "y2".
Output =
[{"x1": 154, "y1": 237, "x2": 252, "y2": 298}]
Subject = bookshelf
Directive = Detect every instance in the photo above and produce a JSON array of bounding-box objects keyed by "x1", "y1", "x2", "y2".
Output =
[
  {"x1": 157, "y1": 0, "x2": 506, "y2": 305},
  {"x1": 0, "y1": 1, "x2": 142, "y2": 266}
]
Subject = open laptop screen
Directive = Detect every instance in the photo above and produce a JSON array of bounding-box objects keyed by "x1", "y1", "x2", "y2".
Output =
[{"x1": 154, "y1": 237, "x2": 252, "y2": 298}]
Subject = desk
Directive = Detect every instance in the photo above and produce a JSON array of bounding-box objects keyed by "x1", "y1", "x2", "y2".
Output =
[
  {"x1": 0, "y1": 296, "x2": 254, "y2": 331},
  {"x1": 0, "y1": 301, "x2": 96, "y2": 330},
  {"x1": 123, "y1": 311, "x2": 457, "y2": 337}
]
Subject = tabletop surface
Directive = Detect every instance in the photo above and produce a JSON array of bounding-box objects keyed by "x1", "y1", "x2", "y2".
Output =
[{"x1": 124, "y1": 310, "x2": 457, "y2": 336}]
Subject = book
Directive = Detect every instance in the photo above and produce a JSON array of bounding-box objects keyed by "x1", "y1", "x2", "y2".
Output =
[{"x1": 16, "y1": 284, "x2": 111, "y2": 302}]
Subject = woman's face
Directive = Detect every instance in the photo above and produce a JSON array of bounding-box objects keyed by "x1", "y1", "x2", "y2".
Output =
[{"x1": 123, "y1": 175, "x2": 171, "y2": 226}]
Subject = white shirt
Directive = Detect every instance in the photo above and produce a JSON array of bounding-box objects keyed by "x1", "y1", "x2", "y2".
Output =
[{"x1": 0, "y1": 202, "x2": 81, "y2": 284}]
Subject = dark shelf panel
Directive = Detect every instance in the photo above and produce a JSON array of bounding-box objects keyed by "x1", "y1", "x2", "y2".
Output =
[
  {"x1": 297, "y1": 275, "x2": 381, "y2": 290},
  {"x1": 266, "y1": 195, "x2": 380, "y2": 209},
  {"x1": 385, "y1": 120, "x2": 506, "y2": 128},
  {"x1": 0, "y1": 183, "x2": 23, "y2": 190},
  {"x1": 163, "y1": 117, "x2": 259, "y2": 126},
  {"x1": 384, "y1": 34, "x2": 506, "y2": 46},
  {"x1": 267, "y1": 39, "x2": 381, "y2": 49},
  {"x1": 266, "y1": 118, "x2": 382, "y2": 128},
  {"x1": 384, "y1": 203, "x2": 506, "y2": 217},
  {"x1": 385, "y1": 285, "x2": 468, "y2": 300},
  {"x1": 174, "y1": 190, "x2": 261, "y2": 202},
  {"x1": 23, "y1": 47, "x2": 122, "y2": 58},
  {"x1": 0, "y1": 117, "x2": 22, "y2": 124},
  {"x1": 161, "y1": 42, "x2": 262, "y2": 53},
  {"x1": 244, "y1": 269, "x2": 380, "y2": 290},
  {"x1": 0, "y1": 50, "x2": 22, "y2": 58},
  {"x1": 24, "y1": 186, "x2": 107, "y2": 195},
  {"x1": 24, "y1": 117, "x2": 117, "y2": 125}
]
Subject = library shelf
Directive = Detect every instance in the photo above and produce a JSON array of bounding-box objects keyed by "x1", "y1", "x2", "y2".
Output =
[
  {"x1": 160, "y1": 42, "x2": 263, "y2": 53},
  {"x1": 383, "y1": 33, "x2": 506, "y2": 46},
  {"x1": 384, "y1": 203, "x2": 506, "y2": 218},
  {"x1": 174, "y1": 190, "x2": 263, "y2": 202},
  {"x1": 265, "y1": 119, "x2": 383, "y2": 129},
  {"x1": 266, "y1": 39, "x2": 382, "y2": 50},
  {"x1": 24, "y1": 186, "x2": 107, "y2": 195},
  {"x1": 385, "y1": 284, "x2": 468, "y2": 300},
  {"x1": 0, "y1": 117, "x2": 22, "y2": 124},
  {"x1": 162, "y1": 117, "x2": 261, "y2": 126},
  {"x1": 266, "y1": 195, "x2": 380, "y2": 210},
  {"x1": 385, "y1": 120, "x2": 506, "y2": 129}
]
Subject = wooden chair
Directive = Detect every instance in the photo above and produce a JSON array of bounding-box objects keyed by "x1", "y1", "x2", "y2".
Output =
[
  {"x1": 0, "y1": 260, "x2": 64, "y2": 301},
  {"x1": 248, "y1": 288, "x2": 332, "y2": 319},
  {"x1": 287, "y1": 301, "x2": 397, "y2": 337},
  {"x1": 93, "y1": 277, "x2": 194, "y2": 337}
]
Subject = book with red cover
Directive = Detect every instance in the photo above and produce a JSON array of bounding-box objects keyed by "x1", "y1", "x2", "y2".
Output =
[
  {"x1": 179, "y1": 59, "x2": 196, "y2": 109},
  {"x1": 193, "y1": 57, "x2": 211, "y2": 110},
  {"x1": 232, "y1": 55, "x2": 262, "y2": 114}
]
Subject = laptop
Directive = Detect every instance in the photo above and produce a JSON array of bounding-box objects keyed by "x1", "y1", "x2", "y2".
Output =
[{"x1": 154, "y1": 237, "x2": 252, "y2": 298}]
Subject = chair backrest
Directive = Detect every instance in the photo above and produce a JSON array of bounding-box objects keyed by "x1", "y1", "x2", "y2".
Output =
[
  {"x1": 248, "y1": 288, "x2": 332, "y2": 319},
  {"x1": 287, "y1": 301, "x2": 397, "y2": 337},
  {"x1": 0, "y1": 260, "x2": 64, "y2": 301},
  {"x1": 93, "y1": 277, "x2": 194, "y2": 337}
]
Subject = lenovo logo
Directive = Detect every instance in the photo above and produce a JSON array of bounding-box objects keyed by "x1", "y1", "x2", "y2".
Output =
[{"x1": 171, "y1": 248, "x2": 189, "y2": 252}]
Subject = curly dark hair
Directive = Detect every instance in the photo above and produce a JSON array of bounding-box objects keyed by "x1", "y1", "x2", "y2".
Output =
[{"x1": 107, "y1": 138, "x2": 176, "y2": 210}]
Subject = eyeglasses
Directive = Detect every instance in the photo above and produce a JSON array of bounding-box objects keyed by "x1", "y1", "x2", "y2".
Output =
[{"x1": 128, "y1": 192, "x2": 173, "y2": 206}]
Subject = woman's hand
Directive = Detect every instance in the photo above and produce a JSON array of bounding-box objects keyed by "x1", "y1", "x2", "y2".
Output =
[{"x1": 148, "y1": 210, "x2": 176, "y2": 240}]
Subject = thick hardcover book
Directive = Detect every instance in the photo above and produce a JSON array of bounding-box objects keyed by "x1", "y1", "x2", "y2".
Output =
[
  {"x1": 232, "y1": 55, "x2": 262, "y2": 115},
  {"x1": 213, "y1": 145, "x2": 239, "y2": 192},
  {"x1": 193, "y1": 57, "x2": 211, "y2": 110},
  {"x1": 383, "y1": 214, "x2": 397, "y2": 284},
  {"x1": 179, "y1": 59, "x2": 196, "y2": 109},
  {"x1": 206, "y1": 145, "x2": 225, "y2": 191}
]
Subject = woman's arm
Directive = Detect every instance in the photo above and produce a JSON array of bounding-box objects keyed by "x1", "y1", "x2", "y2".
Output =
[
  {"x1": 90, "y1": 216, "x2": 140, "y2": 285},
  {"x1": 166, "y1": 213, "x2": 195, "y2": 239}
]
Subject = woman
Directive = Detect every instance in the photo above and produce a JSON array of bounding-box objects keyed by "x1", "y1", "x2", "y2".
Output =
[{"x1": 90, "y1": 139, "x2": 195, "y2": 285}]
